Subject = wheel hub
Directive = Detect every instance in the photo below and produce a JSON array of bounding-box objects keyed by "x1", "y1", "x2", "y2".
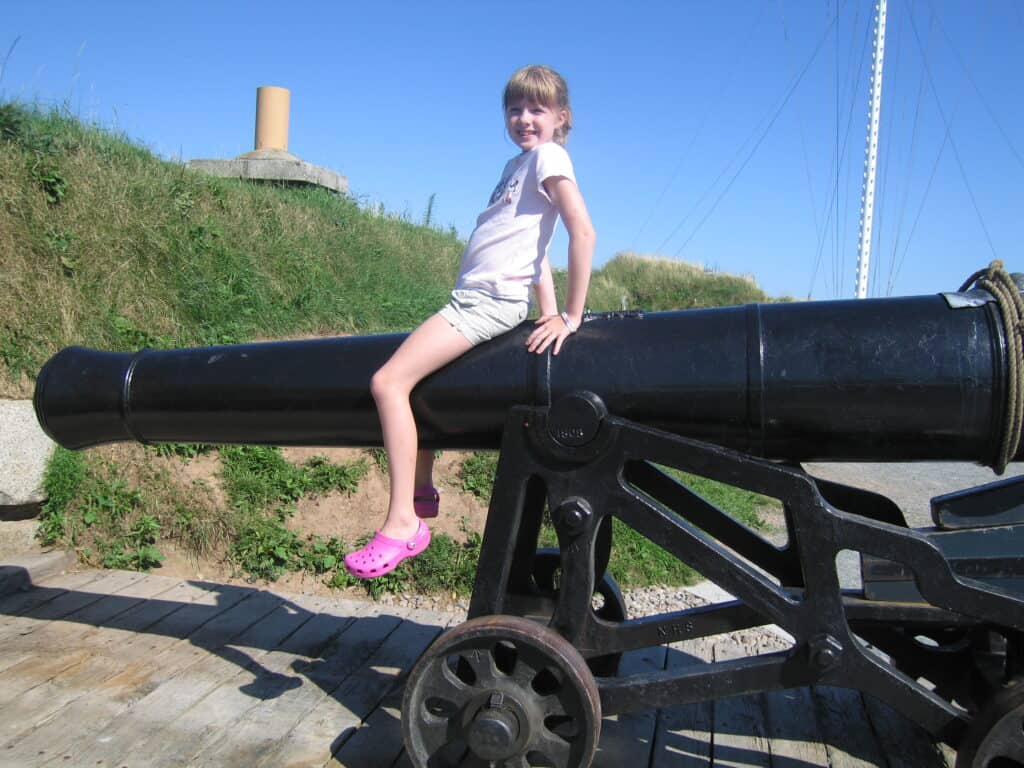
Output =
[{"x1": 466, "y1": 693, "x2": 523, "y2": 760}]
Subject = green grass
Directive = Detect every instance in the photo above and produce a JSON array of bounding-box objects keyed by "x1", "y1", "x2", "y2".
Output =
[
  {"x1": 219, "y1": 445, "x2": 367, "y2": 517},
  {"x1": 37, "y1": 450, "x2": 165, "y2": 570},
  {"x1": 460, "y1": 451, "x2": 776, "y2": 589},
  {"x1": 0, "y1": 102, "x2": 461, "y2": 394},
  {"x1": 458, "y1": 451, "x2": 499, "y2": 501}
]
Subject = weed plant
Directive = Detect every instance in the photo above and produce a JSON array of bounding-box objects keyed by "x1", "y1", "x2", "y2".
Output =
[
  {"x1": 458, "y1": 451, "x2": 499, "y2": 501},
  {"x1": 38, "y1": 449, "x2": 168, "y2": 570}
]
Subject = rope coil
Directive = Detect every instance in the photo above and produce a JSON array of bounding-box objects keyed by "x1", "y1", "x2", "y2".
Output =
[{"x1": 959, "y1": 260, "x2": 1024, "y2": 474}]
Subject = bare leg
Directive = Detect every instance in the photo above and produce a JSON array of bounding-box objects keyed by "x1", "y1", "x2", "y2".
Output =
[
  {"x1": 415, "y1": 449, "x2": 435, "y2": 489},
  {"x1": 370, "y1": 314, "x2": 472, "y2": 539}
]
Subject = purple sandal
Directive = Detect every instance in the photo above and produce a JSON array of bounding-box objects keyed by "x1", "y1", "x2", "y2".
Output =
[
  {"x1": 413, "y1": 486, "x2": 440, "y2": 519},
  {"x1": 344, "y1": 521, "x2": 431, "y2": 579}
]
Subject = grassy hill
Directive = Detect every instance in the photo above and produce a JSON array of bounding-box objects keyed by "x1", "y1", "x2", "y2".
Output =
[
  {"x1": 0, "y1": 102, "x2": 772, "y2": 397},
  {"x1": 2, "y1": 103, "x2": 780, "y2": 596}
]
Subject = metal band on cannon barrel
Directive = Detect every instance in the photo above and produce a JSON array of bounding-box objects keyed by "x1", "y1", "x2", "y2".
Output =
[{"x1": 33, "y1": 290, "x2": 1020, "y2": 467}]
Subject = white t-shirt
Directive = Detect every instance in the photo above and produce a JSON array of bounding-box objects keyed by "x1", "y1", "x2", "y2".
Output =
[{"x1": 454, "y1": 142, "x2": 576, "y2": 300}]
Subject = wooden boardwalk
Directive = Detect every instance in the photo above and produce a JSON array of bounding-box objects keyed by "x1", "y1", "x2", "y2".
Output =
[{"x1": 0, "y1": 567, "x2": 956, "y2": 767}]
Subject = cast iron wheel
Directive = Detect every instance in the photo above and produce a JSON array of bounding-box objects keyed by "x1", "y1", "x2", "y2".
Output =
[
  {"x1": 532, "y1": 548, "x2": 627, "y2": 677},
  {"x1": 955, "y1": 679, "x2": 1024, "y2": 768},
  {"x1": 402, "y1": 615, "x2": 601, "y2": 768}
]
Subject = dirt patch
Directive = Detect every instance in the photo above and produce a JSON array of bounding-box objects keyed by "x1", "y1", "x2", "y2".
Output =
[
  {"x1": 144, "y1": 446, "x2": 490, "y2": 602},
  {"x1": 281, "y1": 447, "x2": 488, "y2": 546}
]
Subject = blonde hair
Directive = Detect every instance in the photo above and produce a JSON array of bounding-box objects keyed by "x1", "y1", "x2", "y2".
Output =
[{"x1": 502, "y1": 65, "x2": 573, "y2": 145}]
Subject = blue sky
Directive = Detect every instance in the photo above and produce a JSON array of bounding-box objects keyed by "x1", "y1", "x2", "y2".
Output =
[{"x1": 3, "y1": 1, "x2": 1021, "y2": 300}]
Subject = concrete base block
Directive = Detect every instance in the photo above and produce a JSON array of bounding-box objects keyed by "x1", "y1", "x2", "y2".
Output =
[
  {"x1": 0, "y1": 400, "x2": 54, "y2": 517},
  {"x1": 188, "y1": 150, "x2": 348, "y2": 194}
]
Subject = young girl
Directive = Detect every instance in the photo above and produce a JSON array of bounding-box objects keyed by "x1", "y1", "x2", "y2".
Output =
[{"x1": 344, "y1": 64, "x2": 596, "y2": 579}]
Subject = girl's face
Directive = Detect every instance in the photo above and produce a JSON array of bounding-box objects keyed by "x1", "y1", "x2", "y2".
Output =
[{"x1": 505, "y1": 98, "x2": 566, "y2": 152}]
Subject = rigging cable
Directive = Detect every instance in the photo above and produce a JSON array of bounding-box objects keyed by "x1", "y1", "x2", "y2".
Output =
[
  {"x1": 905, "y1": 3, "x2": 1000, "y2": 261},
  {"x1": 782, "y1": 0, "x2": 825, "y2": 273},
  {"x1": 884, "y1": 0, "x2": 932, "y2": 296},
  {"x1": 928, "y1": 0, "x2": 1024, "y2": 171},
  {"x1": 837, "y1": 3, "x2": 874, "y2": 297},
  {"x1": 668, "y1": 1, "x2": 847, "y2": 262},
  {"x1": 806, "y1": 1, "x2": 869, "y2": 298},
  {"x1": 891, "y1": 99, "x2": 961, "y2": 289},
  {"x1": 631, "y1": 6, "x2": 767, "y2": 248}
]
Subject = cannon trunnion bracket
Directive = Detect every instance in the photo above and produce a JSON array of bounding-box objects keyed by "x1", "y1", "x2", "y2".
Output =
[{"x1": 402, "y1": 392, "x2": 1024, "y2": 767}]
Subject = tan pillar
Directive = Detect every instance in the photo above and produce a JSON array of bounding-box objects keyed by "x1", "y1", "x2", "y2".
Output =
[{"x1": 254, "y1": 86, "x2": 290, "y2": 152}]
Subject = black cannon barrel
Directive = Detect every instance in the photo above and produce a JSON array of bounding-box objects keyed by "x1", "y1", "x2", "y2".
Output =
[{"x1": 34, "y1": 290, "x2": 1017, "y2": 466}]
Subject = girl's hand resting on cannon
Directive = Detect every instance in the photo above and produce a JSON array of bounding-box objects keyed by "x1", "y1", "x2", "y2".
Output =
[{"x1": 526, "y1": 312, "x2": 579, "y2": 356}]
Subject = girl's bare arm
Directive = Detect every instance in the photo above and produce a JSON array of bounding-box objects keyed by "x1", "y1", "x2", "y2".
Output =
[{"x1": 526, "y1": 175, "x2": 596, "y2": 355}]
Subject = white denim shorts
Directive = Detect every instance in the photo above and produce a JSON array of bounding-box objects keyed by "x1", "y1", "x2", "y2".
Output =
[{"x1": 438, "y1": 289, "x2": 529, "y2": 346}]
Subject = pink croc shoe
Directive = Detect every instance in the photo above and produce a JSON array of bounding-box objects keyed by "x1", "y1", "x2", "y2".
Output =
[
  {"x1": 413, "y1": 486, "x2": 440, "y2": 519},
  {"x1": 344, "y1": 522, "x2": 431, "y2": 579}
]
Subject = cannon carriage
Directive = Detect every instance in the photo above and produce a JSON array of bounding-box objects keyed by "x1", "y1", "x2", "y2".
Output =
[{"x1": 33, "y1": 273, "x2": 1024, "y2": 767}]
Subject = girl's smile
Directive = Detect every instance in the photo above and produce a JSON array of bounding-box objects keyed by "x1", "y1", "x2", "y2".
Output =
[{"x1": 505, "y1": 98, "x2": 566, "y2": 152}]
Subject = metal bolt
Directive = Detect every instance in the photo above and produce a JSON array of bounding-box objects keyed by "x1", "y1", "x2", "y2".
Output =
[
  {"x1": 555, "y1": 498, "x2": 592, "y2": 535},
  {"x1": 467, "y1": 696, "x2": 520, "y2": 760},
  {"x1": 809, "y1": 634, "x2": 843, "y2": 671}
]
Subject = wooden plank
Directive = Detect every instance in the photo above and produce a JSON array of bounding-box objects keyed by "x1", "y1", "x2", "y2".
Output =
[
  {"x1": 329, "y1": 608, "x2": 455, "y2": 768},
  {"x1": 44, "y1": 589, "x2": 291, "y2": 767},
  {"x1": 141, "y1": 596, "x2": 376, "y2": 768},
  {"x1": 0, "y1": 569, "x2": 148, "y2": 654},
  {"x1": 0, "y1": 572, "x2": 190, "y2": 744},
  {"x1": 0, "y1": 569, "x2": 104, "y2": 615},
  {"x1": 709, "y1": 634, "x2": 773, "y2": 768},
  {"x1": 37, "y1": 589, "x2": 368, "y2": 768},
  {"x1": 862, "y1": 696, "x2": 952, "y2": 768},
  {"x1": 0, "y1": 570, "x2": 108, "y2": 643},
  {"x1": 812, "y1": 686, "x2": 887, "y2": 767},
  {"x1": 0, "y1": 577, "x2": 252, "y2": 761},
  {"x1": 184, "y1": 598, "x2": 396, "y2": 767},
  {"x1": 2, "y1": 582, "x2": 274, "y2": 765},
  {"x1": 651, "y1": 637, "x2": 715, "y2": 768},
  {"x1": 760, "y1": 687, "x2": 830, "y2": 767},
  {"x1": 594, "y1": 644, "x2": 669, "y2": 767}
]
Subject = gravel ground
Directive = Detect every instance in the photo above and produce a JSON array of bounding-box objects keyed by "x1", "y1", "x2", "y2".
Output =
[
  {"x1": 804, "y1": 460, "x2": 1023, "y2": 529},
  {"x1": 376, "y1": 583, "x2": 720, "y2": 628}
]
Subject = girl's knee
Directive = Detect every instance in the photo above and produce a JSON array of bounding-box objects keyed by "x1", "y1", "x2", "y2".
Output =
[{"x1": 370, "y1": 366, "x2": 408, "y2": 403}]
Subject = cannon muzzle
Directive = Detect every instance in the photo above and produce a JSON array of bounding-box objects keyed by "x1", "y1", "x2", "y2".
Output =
[{"x1": 34, "y1": 290, "x2": 1021, "y2": 467}]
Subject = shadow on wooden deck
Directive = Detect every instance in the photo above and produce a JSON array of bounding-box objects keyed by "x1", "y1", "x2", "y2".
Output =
[{"x1": 0, "y1": 566, "x2": 954, "y2": 767}]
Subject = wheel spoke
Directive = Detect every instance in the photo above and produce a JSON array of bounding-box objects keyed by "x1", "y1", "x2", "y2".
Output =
[
  {"x1": 541, "y1": 695, "x2": 569, "y2": 718},
  {"x1": 463, "y1": 646, "x2": 499, "y2": 686},
  {"x1": 436, "y1": 657, "x2": 473, "y2": 699},
  {"x1": 531, "y1": 730, "x2": 573, "y2": 766},
  {"x1": 415, "y1": 714, "x2": 461, "y2": 759},
  {"x1": 510, "y1": 656, "x2": 544, "y2": 687}
]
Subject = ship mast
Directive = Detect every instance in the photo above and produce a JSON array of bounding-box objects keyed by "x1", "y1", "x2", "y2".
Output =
[{"x1": 855, "y1": 0, "x2": 888, "y2": 298}]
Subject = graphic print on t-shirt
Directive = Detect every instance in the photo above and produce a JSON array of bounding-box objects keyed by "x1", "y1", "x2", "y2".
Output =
[{"x1": 489, "y1": 172, "x2": 521, "y2": 206}]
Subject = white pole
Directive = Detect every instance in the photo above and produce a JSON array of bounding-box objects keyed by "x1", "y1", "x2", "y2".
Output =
[{"x1": 855, "y1": 0, "x2": 887, "y2": 298}]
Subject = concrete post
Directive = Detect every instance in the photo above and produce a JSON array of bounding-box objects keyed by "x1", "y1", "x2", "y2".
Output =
[{"x1": 254, "y1": 86, "x2": 290, "y2": 152}]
